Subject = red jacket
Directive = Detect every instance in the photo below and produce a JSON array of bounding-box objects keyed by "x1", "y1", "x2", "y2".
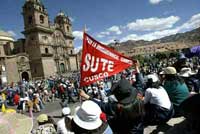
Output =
[{"x1": 13, "y1": 94, "x2": 20, "y2": 105}]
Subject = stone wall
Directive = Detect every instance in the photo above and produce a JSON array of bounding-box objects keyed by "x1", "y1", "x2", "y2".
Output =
[
  {"x1": 69, "y1": 55, "x2": 78, "y2": 71},
  {"x1": 5, "y1": 57, "x2": 20, "y2": 83},
  {"x1": 41, "y1": 57, "x2": 57, "y2": 78}
]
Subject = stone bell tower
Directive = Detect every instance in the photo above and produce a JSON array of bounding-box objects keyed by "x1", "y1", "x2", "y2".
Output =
[
  {"x1": 22, "y1": 0, "x2": 56, "y2": 79},
  {"x1": 22, "y1": 0, "x2": 50, "y2": 30},
  {"x1": 54, "y1": 11, "x2": 75, "y2": 54}
]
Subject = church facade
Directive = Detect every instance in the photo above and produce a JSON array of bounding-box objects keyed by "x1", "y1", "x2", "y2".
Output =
[{"x1": 0, "y1": 0, "x2": 79, "y2": 84}]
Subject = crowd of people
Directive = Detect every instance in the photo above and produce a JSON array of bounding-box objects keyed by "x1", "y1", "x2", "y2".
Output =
[
  {"x1": 0, "y1": 75, "x2": 80, "y2": 117},
  {"x1": 1, "y1": 50, "x2": 200, "y2": 134}
]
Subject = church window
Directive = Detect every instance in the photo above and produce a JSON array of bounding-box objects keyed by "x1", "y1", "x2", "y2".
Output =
[
  {"x1": 58, "y1": 20, "x2": 61, "y2": 25},
  {"x1": 70, "y1": 50, "x2": 73, "y2": 54},
  {"x1": 34, "y1": 67, "x2": 37, "y2": 73},
  {"x1": 45, "y1": 48, "x2": 49, "y2": 54},
  {"x1": 40, "y1": 15, "x2": 44, "y2": 24},
  {"x1": 28, "y1": 16, "x2": 33, "y2": 24},
  {"x1": 20, "y1": 57, "x2": 26, "y2": 63},
  {"x1": 60, "y1": 63, "x2": 65, "y2": 73},
  {"x1": 31, "y1": 37, "x2": 34, "y2": 41},
  {"x1": 42, "y1": 36, "x2": 48, "y2": 40},
  {"x1": 67, "y1": 26, "x2": 70, "y2": 32}
]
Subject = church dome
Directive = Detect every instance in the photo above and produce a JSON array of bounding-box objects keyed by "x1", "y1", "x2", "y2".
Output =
[
  {"x1": 57, "y1": 11, "x2": 66, "y2": 17},
  {"x1": 26, "y1": 0, "x2": 41, "y2": 4},
  {"x1": 0, "y1": 30, "x2": 14, "y2": 42}
]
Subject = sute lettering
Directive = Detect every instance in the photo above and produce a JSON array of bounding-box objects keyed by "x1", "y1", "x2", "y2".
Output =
[
  {"x1": 86, "y1": 37, "x2": 93, "y2": 45},
  {"x1": 82, "y1": 53, "x2": 114, "y2": 72}
]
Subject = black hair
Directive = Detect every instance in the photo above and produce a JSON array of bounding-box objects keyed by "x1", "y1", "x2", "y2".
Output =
[
  {"x1": 165, "y1": 74, "x2": 185, "y2": 84},
  {"x1": 71, "y1": 119, "x2": 107, "y2": 134},
  {"x1": 146, "y1": 78, "x2": 160, "y2": 89}
]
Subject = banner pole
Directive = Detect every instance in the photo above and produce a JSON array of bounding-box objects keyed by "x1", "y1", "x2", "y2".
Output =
[
  {"x1": 80, "y1": 24, "x2": 87, "y2": 103},
  {"x1": 83, "y1": 24, "x2": 87, "y2": 33}
]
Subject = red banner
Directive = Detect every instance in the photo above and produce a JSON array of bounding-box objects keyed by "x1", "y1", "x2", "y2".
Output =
[{"x1": 80, "y1": 32, "x2": 136, "y2": 87}]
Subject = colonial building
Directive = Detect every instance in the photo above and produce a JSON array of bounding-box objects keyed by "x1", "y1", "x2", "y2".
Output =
[
  {"x1": 0, "y1": 0, "x2": 78, "y2": 84},
  {"x1": 121, "y1": 41, "x2": 199, "y2": 57}
]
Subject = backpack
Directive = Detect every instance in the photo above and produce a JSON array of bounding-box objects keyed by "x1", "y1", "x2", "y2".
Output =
[{"x1": 118, "y1": 98, "x2": 144, "y2": 121}]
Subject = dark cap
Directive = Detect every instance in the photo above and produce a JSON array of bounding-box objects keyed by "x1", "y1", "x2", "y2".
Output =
[{"x1": 111, "y1": 79, "x2": 137, "y2": 104}]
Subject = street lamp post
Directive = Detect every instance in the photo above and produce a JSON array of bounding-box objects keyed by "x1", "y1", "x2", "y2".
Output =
[{"x1": 114, "y1": 39, "x2": 120, "y2": 51}]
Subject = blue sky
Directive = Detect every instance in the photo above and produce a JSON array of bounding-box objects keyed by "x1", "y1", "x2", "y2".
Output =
[{"x1": 0, "y1": 0, "x2": 200, "y2": 52}]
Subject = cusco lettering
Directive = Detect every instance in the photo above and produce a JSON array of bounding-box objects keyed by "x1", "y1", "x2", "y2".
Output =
[{"x1": 83, "y1": 72, "x2": 109, "y2": 82}]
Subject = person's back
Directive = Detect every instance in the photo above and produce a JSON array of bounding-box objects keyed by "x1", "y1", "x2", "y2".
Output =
[
  {"x1": 57, "y1": 107, "x2": 74, "y2": 134},
  {"x1": 164, "y1": 80, "x2": 189, "y2": 107},
  {"x1": 32, "y1": 114, "x2": 57, "y2": 134},
  {"x1": 145, "y1": 86, "x2": 171, "y2": 110},
  {"x1": 34, "y1": 123, "x2": 56, "y2": 134},
  {"x1": 143, "y1": 74, "x2": 173, "y2": 125},
  {"x1": 57, "y1": 116, "x2": 74, "y2": 134},
  {"x1": 108, "y1": 99, "x2": 143, "y2": 133},
  {"x1": 80, "y1": 78, "x2": 144, "y2": 134}
]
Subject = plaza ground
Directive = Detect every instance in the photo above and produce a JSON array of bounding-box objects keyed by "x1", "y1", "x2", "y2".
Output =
[{"x1": 24, "y1": 100, "x2": 185, "y2": 134}]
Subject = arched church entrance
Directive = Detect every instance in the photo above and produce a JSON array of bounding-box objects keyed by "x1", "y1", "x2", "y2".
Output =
[
  {"x1": 21, "y1": 72, "x2": 29, "y2": 81},
  {"x1": 60, "y1": 63, "x2": 65, "y2": 73}
]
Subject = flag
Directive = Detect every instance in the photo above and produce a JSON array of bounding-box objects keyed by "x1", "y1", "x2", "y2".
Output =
[{"x1": 80, "y1": 32, "x2": 136, "y2": 87}]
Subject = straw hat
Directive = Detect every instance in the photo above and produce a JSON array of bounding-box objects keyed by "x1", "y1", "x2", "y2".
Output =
[
  {"x1": 37, "y1": 114, "x2": 48, "y2": 123},
  {"x1": 0, "y1": 112, "x2": 33, "y2": 134},
  {"x1": 160, "y1": 67, "x2": 177, "y2": 75}
]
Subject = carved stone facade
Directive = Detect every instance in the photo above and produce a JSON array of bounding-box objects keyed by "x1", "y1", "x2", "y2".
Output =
[
  {"x1": 22, "y1": 0, "x2": 78, "y2": 79},
  {"x1": 0, "y1": 0, "x2": 78, "y2": 83}
]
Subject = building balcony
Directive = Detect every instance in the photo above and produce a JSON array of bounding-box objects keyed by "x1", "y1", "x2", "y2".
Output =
[
  {"x1": 41, "y1": 53, "x2": 53, "y2": 57},
  {"x1": 54, "y1": 54, "x2": 60, "y2": 60}
]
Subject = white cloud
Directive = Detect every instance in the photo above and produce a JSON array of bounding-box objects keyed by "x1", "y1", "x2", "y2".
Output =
[
  {"x1": 97, "y1": 25, "x2": 122, "y2": 38},
  {"x1": 74, "y1": 46, "x2": 82, "y2": 54},
  {"x1": 102, "y1": 39, "x2": 116, "y2": 45},
  {"x1": 149, "y1": 0, "x2": 173, "y2": 5},
  {"x1": 121, "y1": 13, "x2": 200, "y2": 42},
  {"x1": 73, "y1": 31, "x2": 83, "y2": 40},
  {"x1": 149, "y1": 0, "x2": 163, "y2": 5},
  {"x1": 69, "y1": 17, "x2": 75, "y2": 22},
  {"x1": 7, "y1": 30, "x2": 17, "y2": 37},
  {"x1": 97, "y1": 31, "x2": 110, "y2": 38},
  {"x1": 121, "y1": 28, "x2": 179, "y2": 42},
  {"x1": 97, "y1": 34, "x2": 105, "y2": 38},
  {"x1": 126, "y1": 16, "x2": 180, "y2": 31},
  {"x1": 178, "y1": 13, "x2": 200, "y2": 31},
  {"x1": 121, "y1": 34, "x2": 139, "y2": 42},
  {"x1": 107, "y1": 26, "x2": 122, "y2": 35}
]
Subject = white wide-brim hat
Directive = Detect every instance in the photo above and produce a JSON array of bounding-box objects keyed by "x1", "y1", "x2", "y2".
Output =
[
  {"x1": 73, "y1": 100, "x2": 102, "y2": 130},
  {"x1": 178, "y1": 67, "x2": 196, "y2": 77}
]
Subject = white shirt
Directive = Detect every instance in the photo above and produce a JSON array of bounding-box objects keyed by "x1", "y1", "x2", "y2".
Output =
[
  {"x1": 57, "y1": 116, "x2": 74, "y2": 134},
  {"x1": 144, "y1": 86, "x2": 171, "y2": 110}
]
